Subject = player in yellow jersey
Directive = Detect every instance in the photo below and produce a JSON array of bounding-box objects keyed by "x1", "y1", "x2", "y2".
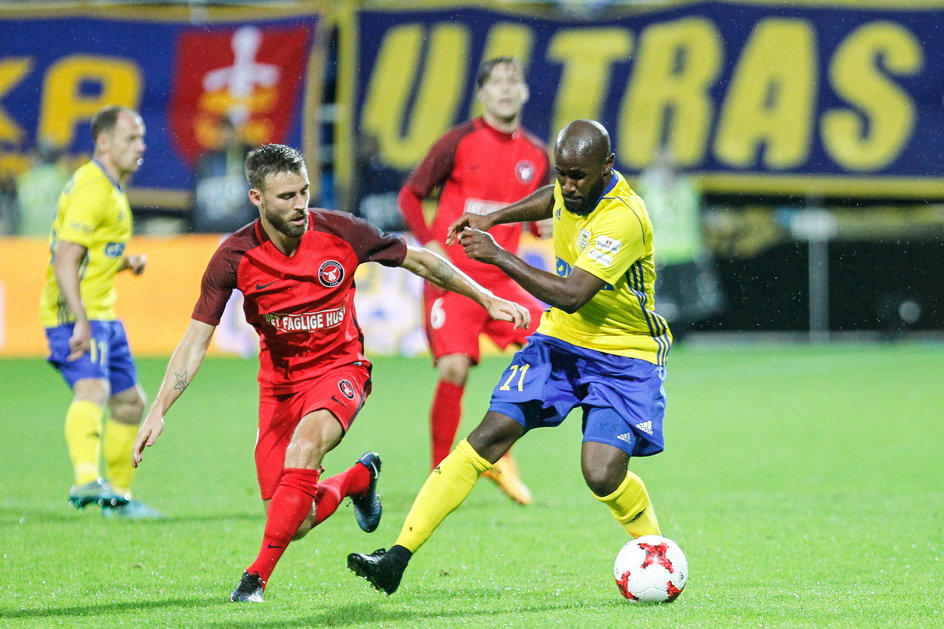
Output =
[
  {"x1": 349, "y1": 120, "x2": 672, "y2": 594},
  {"x1": 39, "y1": 105, "x2": 158, "y2": 518}
]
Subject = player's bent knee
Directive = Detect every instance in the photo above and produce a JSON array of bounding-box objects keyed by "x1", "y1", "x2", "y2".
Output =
[
  {"x1": 437, "y1": 354, "x2": 472, "y2": 385},
  {"x1": 467, "y1": 411, "x2": 524, "y2": 462},
  {"x1": 110, "y1": 399, "x2": 145, "y2": 424},
  {"x1": 285, "y1": 410, "x2": 343, "y2": 468},
  {"x1": 284, "y1": 439, "x2": 323, "y2": 469},
  {"x1": 581, "y1": 440, "x2": 630, "y2": 496},
  {"x1": 73, "y1": 378, "x2": 110, "y2": 407},
  {"x1": 583, "y1": 468, "x2": 624, "y2": 497},
  {"x1": 109, "y1": 385, "x2": 146, "y2": 423}
]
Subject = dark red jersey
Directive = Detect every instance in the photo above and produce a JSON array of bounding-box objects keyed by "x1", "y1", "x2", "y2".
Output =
[
  {"x1": 192, "y1": 209, "x2": 407, "y2": 393},
  {"x1": 399, "y1": 117, "x2": 550, "y2": 283}
]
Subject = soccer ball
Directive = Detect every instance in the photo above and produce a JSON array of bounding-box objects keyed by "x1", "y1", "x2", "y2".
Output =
[{"x1": 613, "y1": 535, "x2": 688, "y2": 603}]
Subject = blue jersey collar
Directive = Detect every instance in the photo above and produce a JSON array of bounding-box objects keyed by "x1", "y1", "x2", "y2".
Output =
[
  {"x1": 92, "y1": 159, "x2": 123, "y2": 191},
  {"x1": 592, "y1": 170, "x2": 619, "y2": 208}
]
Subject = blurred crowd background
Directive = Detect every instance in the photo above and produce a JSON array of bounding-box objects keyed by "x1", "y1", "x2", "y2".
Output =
[{"x1": 1, "y1": 0, "x2": 942, "y2": 354}]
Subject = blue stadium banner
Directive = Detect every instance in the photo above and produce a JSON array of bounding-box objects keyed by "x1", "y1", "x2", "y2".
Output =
[
  {"x1": 0, "y1": 4, "x2": 324, "y2": 208},
  {"x1": 340, "y1": 1, "x2": 944, "y2": 200}
]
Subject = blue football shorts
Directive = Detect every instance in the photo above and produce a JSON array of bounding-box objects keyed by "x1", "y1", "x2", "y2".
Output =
[
  {"x1": 489, "y1": 333, "x2": 666, "y2": 457},
  {"x1": 45, "y1": 319, "x2": 138, "y2": 394}
]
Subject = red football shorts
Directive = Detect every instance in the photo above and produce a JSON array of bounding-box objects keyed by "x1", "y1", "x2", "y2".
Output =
[
  {"x1": 423, "y1": 279, "x2": 544, "y2": 364},
  {"x1": 254, "y1": 363, "x2": 371, "y2": 499}
]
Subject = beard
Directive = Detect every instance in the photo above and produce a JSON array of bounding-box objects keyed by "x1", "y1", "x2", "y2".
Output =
[
  {"x1": 563, "y1": 176, "x2": 607, "y2": 217},
  {"x1": 263, "y1": 204, "x2": 308, "y2": 238},
  {"x1": 563, "y1": 196, "x2": 594, "y2": 216}
]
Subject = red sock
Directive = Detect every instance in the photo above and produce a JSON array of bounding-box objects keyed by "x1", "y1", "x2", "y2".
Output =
[
  {"x1": 431, "y1": 380, "x2": 464, "y2": 469},
  {"x1": 313, "y1": 462, "x2": 371, "y2": 526},
  {"x1": 246, "y1": 467, "x2": 319, "y2": 584}
]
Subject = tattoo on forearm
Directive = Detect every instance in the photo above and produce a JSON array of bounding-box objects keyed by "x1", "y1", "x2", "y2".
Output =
[
  {"x1": 173, "y1": 371, "x2": 189, "y2": 392},
  {"x1": 431, "y1": 259, "x2": 458, "y2": 289}
]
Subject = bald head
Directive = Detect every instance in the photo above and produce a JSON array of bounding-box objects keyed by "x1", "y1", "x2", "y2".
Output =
[
  {"x1": 553, "y1": 119, "x2": 615, "y2": 216},
  {"x1": 555, "y1": 119, "x2": 611, "y2": 165}
]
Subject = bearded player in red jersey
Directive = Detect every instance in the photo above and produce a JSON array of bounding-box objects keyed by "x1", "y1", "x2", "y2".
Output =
[
  {"x1": 398, "y1": 57, "x2": 550, "y2": 503},
  {"x1": 131, "y1": 144, "x2": 530, "y2": 603}
]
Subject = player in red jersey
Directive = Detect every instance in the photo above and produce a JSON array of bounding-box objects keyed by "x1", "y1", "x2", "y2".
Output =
[
  {"x1": 131, "y1": 144, "x2": 529, "y2": 603},
  {"x1": 398, "y1": 57, "x2": 550, "y2": 503}
]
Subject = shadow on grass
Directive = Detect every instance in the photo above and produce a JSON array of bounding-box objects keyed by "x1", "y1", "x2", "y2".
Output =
[
  {"x1": 0, "y1": 596, "x2": 219, "y2": 619},
  {"x1": 199, "y1": 596, "x2": 615, "y2": 628},
  {"x1": 3, "y1": 596, "x2": 622, "y2": 625}
]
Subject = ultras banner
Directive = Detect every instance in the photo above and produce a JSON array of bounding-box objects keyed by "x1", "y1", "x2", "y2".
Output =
[{"x1": 340, "y1": 1, "x2": 944, "y2": 199}]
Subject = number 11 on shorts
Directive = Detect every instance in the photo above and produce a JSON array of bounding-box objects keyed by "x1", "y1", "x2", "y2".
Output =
[{"x1": 499, "y1": 363, "x2": 530, "y2": 391}]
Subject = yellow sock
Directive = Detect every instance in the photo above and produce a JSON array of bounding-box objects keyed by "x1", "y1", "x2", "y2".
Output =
[
  {"x1": 104, "y1": 419, "x2": 140, "y2": 496},
  {"x1": 395, "y1": 439, "x2": 492, "y2": 552},
  {"x1": 64, "y1": 400, "x2": 103, "y2": 486},
  {"x1": 595, "y1": 471, "x2": 661, "y2": 538}
]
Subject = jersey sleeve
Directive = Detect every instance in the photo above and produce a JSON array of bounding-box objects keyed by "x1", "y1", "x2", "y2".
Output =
[
  {"x1": 55, "y1": 178, "x2": 108, "y2": 247},
  {"x1": 524, "y1": 130, "x2": 553, "y2": 186},
  {"x1": 398, "y1": 185, "x2": 434, "y2": 244},
  {"x1": 350, "y1": 216, "x2": 408, "y2": 267},
  {"x1": 540, "y1": 153, "x2": 552, "y2": 185},
  {"x1": 402, "y1": 124, "x2": 469, "y2": 199},
  {"x1": 573, "y1": 198, "x2": 648, "y2": 285},
  {"x1": 321, "y1": 209, "x2": 408, "y2": 267},
  {"x1": 191, "y1": 243, "x2": 239, "y2": 326}
]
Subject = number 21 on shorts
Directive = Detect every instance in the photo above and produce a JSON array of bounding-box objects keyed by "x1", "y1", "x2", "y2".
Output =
[{"x1": 499, "y1": 363, "x2": 530, "y2": 391}]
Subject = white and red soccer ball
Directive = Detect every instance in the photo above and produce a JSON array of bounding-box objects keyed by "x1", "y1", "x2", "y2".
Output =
[{"x1": 613, "y1": 535, "x2": 688, "y2": 603}]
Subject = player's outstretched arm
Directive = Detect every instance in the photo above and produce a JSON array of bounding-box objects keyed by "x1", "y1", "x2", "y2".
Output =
[
  {"x1": 132, "y1": 319, "x2": 215, "y2": 467},
  {"x1": 445, "y1": 184, "x2": 555, "y2": 245},
  {"x1": 400, "y1": 245, "x2": 530, "y2": 329},
  {"x1": 458, "y1": 228, "x2": 604, "y2": 313}
]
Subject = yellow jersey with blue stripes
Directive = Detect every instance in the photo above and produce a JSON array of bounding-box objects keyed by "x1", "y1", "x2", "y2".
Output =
[
  {"x1": 536, "y1": 171, "x2": 672, "y2": 365},
  {"x1": 39, "y1": 161, "x2": 132, "y2": 327}
]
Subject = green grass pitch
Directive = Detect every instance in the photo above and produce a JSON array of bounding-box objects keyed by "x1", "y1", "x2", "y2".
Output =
[{"x1": 0, "y1": 343, "x2": 941, "y2": 627}]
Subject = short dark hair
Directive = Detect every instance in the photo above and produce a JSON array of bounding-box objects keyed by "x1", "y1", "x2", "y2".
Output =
[
  {"x1": 90, "y1": 105, "x2": 135, "y2": 142},
  {"x1": 476, "y1": 56, "x2": 523, "y2": 89},
  {"x1": 244, "y1": 144, "x2": 307, "y2": 191}
]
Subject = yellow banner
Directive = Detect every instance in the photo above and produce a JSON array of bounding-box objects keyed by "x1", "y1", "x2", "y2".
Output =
[
  {"x1": 1, "y1": 233, "x2": 556, "y2": 358},
  {"x1": 1, "y1": 235, "x2": 223, "y2": 357}
]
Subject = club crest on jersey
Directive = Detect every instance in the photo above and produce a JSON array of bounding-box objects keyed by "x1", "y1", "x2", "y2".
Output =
[
  {"x1": 515, "y1": 160, "x2": 536, "y2": 184},
  {"x1": 338, "y1": 379, "x2": 356, "y2": 400},
  {"x1": 319, "y1": 260, "x2": 344, "y2": 287},
  {"x1": 577, "y1": 228, "x2": 591, "y2": 252}
]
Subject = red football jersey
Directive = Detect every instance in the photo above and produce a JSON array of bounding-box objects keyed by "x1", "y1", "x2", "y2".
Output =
[
  {"x1": 400, "y1": 117, "x2": 550, "y2": 283},
  {"x1": 192, "y1": 209, "x2": 407, "y2": 393}
]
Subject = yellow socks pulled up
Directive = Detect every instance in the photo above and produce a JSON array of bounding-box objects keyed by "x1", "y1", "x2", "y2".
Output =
[
  {"x1": 595, "y1": 471, "x2": 661, "y2": 538},
  {"x1": 104, "y1": 419, "x2": 140, "y2": 496},
  {"x1": 395, "y1": 439, "x2": 492, "y2": 553},
  {"x1": 64, "y1": 400, "x2": 104, "y2": 486}
]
